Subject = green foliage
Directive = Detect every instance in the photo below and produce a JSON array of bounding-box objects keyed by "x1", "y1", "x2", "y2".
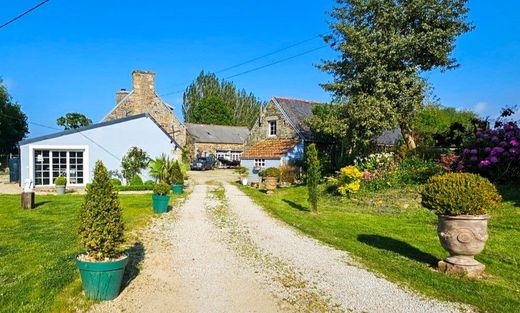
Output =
[
  {"x1": 153, "y1": 182, "x2": 170, "y2": 196},
  {"x1": 144, "y1": 180, "x2": 154, "y2": 186},
  {"x1": 121, "y1": 147, "x2": 150, "y2": 183},
  {"x1": 421, "y1": 173, "x2": 502, "y2": 216},
  {"x1": 183, "y1": 71, "x2": 264, "y2": 128},
  {"x1": 318, "y1": 0, "x2": 472, "y2": 152},
  {"x1": 171, "y1": 161, "x2": 184, "y2": 185},
  {"x1": 54, "y1": 176, "x2": 67, "y2": 186},
  {"x1": 306, "y1": 144, "x2": 321, "y2": 212},
  {"x1": 328, "y1": 165, "x2": 363, "y2": 197},
  {"x1": 149, "y1": 154, "x2": 174, "y2": 183},
  {"x1": 110, "y1": 178, "x2": 122, "y2": 186},
  {"x1": 258, "y1": 167, "x2": 281, "y2": 178},
  {"x1": 0, "y1": 80, "x2": 28, "y2": 154},
  {"x1": 56, "y1": 112, "x2": 92, "y2": 130},
  {"x1": 78, "y1": 161, "x2": 124, "y2": 260},
  {"x1": 178, "y1": 160, "x2": 189, "y2": 180},
  {"x1": 234, "y1": 166, "x2": 249, "y2": 176},
  {"x1": 280, "y1": 164, "x2": 299, "y2": 184},
  {"x1": 116, "y1": 185, "x2": 154, "y2": 192},
  {"x1": 129, "y1": 175, "x2": 143, "y2": 186},
  {"x1": 190, "y1": 95, "x2": 233, "y2": 125}
]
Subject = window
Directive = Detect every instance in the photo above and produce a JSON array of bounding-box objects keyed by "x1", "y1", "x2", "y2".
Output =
[
  {"x1": 33, "y1": 149, "x2": 85, "y2": 186},
  {"x1": 268, "y1": 120, "x2": 277, "y2": 136},
  {"x1": 231, "y1": 151, "x2": 242, "y2": 161},
  {"x1": 254, "y1": 159, "x2": 265, "y2": 168}
]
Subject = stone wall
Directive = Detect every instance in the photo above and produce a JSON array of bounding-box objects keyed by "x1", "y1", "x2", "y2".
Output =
[
  {"x1": 191, "y1": 142, "x2": 245, "y2": 158},
  {"x1": 245, "y1": 100, "x2": 298, "y2": 147},
  {"x1": 104, "y1": 71, "x2": 187, "y2": 147}
]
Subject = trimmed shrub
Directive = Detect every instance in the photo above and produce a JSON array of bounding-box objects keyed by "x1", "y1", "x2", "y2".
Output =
[
  {"x1": 79, "y1": 161, "x2": 124, "y2": 260},
  {"x1": 144, "y1": 180, "x2": 154, "y2": 186},
  {"x1": 306, "y1": 144, "x2": 321, "y2": 212},
  {"x1": 110, "y1": 178, "x2": 122, "y2": 186},
  {"x1": 153, "y1": 182, "x2": 171, "y2": 196},
  {"x1": 116, "y1": 185, "x2": 154, "y2": 192},
  {"x1": 234, "y1": 166, "x2": 248, "y2": 176},
  {"x1": 171, "y1": 161, "x2": 184, "y2": 185},
  {"x1": 130, "y1": 175, "x2": 143, "y2": 186},
  {"x1": 259, "y1": 167, "x2": 281, "y2": 179},
  {"x1": 54, "y1": 176, "x2": 67, "y2": 186},
  {"x1": 421, "y1": 173, "x2": 502, "y2": 216}
]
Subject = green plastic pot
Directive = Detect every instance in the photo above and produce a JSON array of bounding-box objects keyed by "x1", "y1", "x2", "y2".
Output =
[
  {"x1": 76, "y1": 254, "x2": 128, "y2": 301},
  {"x1": 152, "y1": 194, "x2": 170, "y2": 214},
  {"x1": 171, "y1": 184, "x2": 184, "y2": 195}
]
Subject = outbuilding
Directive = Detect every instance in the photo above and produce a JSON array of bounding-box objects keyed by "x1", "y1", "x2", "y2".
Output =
[{"x1": 19, "y1": 113, "x2": 179, "y2": 188}]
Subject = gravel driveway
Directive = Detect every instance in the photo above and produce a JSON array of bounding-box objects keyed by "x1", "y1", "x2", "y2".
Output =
[{"x1": 88, "y1": 178, "x2": 471, "y2": 313}]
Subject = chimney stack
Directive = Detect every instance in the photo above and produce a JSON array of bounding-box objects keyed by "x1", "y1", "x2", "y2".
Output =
[
  {"x1": 132, "y1": 70, "x2": 156, "y2": 96},
  {"x1": 115, "y1": 88, "x2": 129, "y2": 104}
]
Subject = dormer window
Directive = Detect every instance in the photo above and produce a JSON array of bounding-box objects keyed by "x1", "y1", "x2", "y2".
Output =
[{"x1": 268, "y1": 120, "x2": 277, "y2": 137}]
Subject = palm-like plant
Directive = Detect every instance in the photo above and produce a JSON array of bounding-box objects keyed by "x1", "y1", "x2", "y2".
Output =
[{"x1": 149, "y1": 154, "x2": 174, "y2": 183}]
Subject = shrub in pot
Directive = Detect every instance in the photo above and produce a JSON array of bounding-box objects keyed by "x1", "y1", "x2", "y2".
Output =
[
  {"x1": 54, "y1": 176, "x2": 67, "y2": 195},
  {"x1": 421, "y1": 173, "x2": 502, "y2": 277},
  {"x1": 259, "y1": 167, "x2": 280, "y2": 194},
  {"x1": 234, "y1": 166, "x2": 249, "y2": 185},
  {"x1": 152, "y1": 182, "x2": 171, "y2": 214},
  {"x1": 171, "y1": 161, "x2": 184, "y2": 194},
  {"x1": 76, "y1": 161, "x2": 127, "y2": 300}
]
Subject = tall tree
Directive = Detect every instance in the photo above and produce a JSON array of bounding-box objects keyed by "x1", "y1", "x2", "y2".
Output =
[
  {"x1": 57, "y1": 112, "x2": 92, "y2": 130},
  {"x1": 319, "y1": 0, "x2": 472, "y2": 150},
  {"x1": 306, "y1": 143, "x2": 321, "y2": 213},
  {"x1": 183, "y1": 71, "x2": 264, "y2": 128},
  {"x1": 190, "y1": 96, "x2": 234, "y2": 125},
  {"x1": 0, "y1": 80, "x2": 28, "y2": 154}
]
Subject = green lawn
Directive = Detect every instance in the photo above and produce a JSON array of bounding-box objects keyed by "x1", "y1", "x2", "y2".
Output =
[
  {"x1": 0, "y1": 192, "x2": 179, "y2": 313},
  {"x1": 239, "y1": 184, "x2": 520, "y2": 313}
]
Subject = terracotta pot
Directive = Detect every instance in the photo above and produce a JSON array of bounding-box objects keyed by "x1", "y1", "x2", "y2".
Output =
[
  {"x1": 263, "y1": 177, "x2": 278, "y2": 193},
  {"x1": 437, "y1": 215, "x2": 489, "y2": 268}
]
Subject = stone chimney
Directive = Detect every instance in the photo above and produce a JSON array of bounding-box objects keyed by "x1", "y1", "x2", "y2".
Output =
[
  {"x1": 115, "y1": 88, "x2": 129, "y2": 104},
  {"x1": 132, "y1": 70, "x2": 156, "y2": 97}
]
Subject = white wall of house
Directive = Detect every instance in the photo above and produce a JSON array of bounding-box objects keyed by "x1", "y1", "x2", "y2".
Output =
[{"x1": 19, "y1": 115, "x2": 177, "y2": 187}]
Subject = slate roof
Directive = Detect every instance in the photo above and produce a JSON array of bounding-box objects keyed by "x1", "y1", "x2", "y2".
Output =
[
  {"x1": 241, "y1": 138, "x2": 300, "y2": 159},
  {"x1": 374, "y1": 128, "x2": 402, "y2": 146},
  {"x1": 186, "y1": 123, "x2": 249, "y2": 144},
  {"x1": 273, "y1": 97, "x2": 322, "y2": 141},
  {"x1": 20, "y1": 113, "x2": 177, "y2": 146}
]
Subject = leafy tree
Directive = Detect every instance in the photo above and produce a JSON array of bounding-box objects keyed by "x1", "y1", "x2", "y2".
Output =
[
  {"x1": 121, "y1": 147, "x2": 150, "y2": 184},
  {"x1": 183, "y1": 71, "x2": 264, "y2": 128},
  {"x1": 79, "y1": 160, "x2": 124, "y2": 260},
  {"x1": 190, "y1": 96, "x2": 233, "y2": 125},
  {"x1": 0, "y1": 80, "x2": 28, "y2": 154},
  {"x1": 306, "y1": 143, "x2": 321, "y2": 213},
  {"x1": 319, "y1": 0, "x2": 472, "y2": 150},
  {"x1": 56, "y1": 112, "x2": 92, "y2": 130}
]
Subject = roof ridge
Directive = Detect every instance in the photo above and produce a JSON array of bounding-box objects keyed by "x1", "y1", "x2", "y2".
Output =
[
  {"x1": 186, "y1": 123, "x2": 249, "y2": 129},
  {"x1": 273, "y1": 96, "x2": 322, "y2": 104}
]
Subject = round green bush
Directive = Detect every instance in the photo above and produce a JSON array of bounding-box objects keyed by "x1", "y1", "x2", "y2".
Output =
[
  {"x1": 144, "y1": 180, "x2": 155, "y2": 186},
  {"x1": 259, "y1": 167, "x2": 281, "y2": 178},
  {"x1": 54, "y1": 176, "x2": 67, "y2": 186},
  {"x1": 421, "y1": 173, "x2": 502, "y2": 216},
  {"x1": 130, "y1": 175, "x2": 143, "y2": 186},
  {"x1": 153, "y1": 182, "x2": 170, "y2": 196},
  {"x1": 110, "y1": 178, "x2": 122, "y2": 186}
]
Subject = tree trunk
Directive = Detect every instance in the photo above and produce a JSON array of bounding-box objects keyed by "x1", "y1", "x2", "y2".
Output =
[{"x1": 400, "y1": 124, "x2": 417, "y2": 150}]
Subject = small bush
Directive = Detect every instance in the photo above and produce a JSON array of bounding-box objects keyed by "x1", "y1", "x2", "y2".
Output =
[
  {"x1": 153, "y1": 182, "x2": 171, "y2": 196},
  {"x1": 328, "y1": 165, "x2": 363, "y2": 196},
  {"x1": 234, "y1": 166, "x2": 249, "y2": 176},
  {"x1": 171, "y1": 161, "x2": 184, "y2": 185},
  {"x1": 116, "y1": 185, "x2": 154, "y2": 191},
  {"x1": 144, "y1": 180, "x2": 154, "y2": 186},
  {"x1": 79, "y1": 161, "x2": 124, "y2": 260},
  {"x1": 306, "y1": 144, "x2": 321, "y2": 212},
  {"x1": 280, "y1": 164, "x2": 299, "y2": 184},
  {"x1": 421, "y1": 173, "x2": 502, "y2": 216},
  {"x1": 396, "y1": 156, "x2": 443, "y2": 185},
  {"x1": 259, "y1": 167, "x2": 281, "y2": 179},
  {"x1": 130, "y1": 175, "x2": 143, "y2": 186},
  {"x1": 110, "y1": 178, "x2": 122, "y2": 186},
  {"x1": 54, "y1": 176, "x2": 67, "y2": 186}
]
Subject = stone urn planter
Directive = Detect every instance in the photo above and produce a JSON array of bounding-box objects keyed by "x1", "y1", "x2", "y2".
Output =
[
  {"x1": 437, "y1": 215, "x2": 489, "y2": 276},
  {"x1": 420, "y1": 173, "x2": 502, "y2": 278},
  {"x1": 263, "y1": 177, "x2": 278, "y2": 194}
]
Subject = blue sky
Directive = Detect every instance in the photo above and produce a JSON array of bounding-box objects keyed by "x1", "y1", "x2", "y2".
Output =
[{"x1": 1, "y1": 1, "x2": 519, "y2": 138}]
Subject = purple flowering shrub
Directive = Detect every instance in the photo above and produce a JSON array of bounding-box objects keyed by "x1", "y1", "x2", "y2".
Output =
[{"x1": 457, "y1": 121, "x2": 520, "y2": 182}]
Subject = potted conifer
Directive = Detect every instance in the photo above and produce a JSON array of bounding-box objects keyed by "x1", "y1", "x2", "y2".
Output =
[
  {"x1": 235, "y1": 166, "x2": 249, "y2": 185},
  {"x1": 76, "y1": 161, "x2": 127, "y2": 300},
  {"x1": 171, "y1": 161, "x2": 184, "y2": 195},
  {"x1": 152, "y1": 182, "x2": 171, "y2": 214},
  {"x1": 259, "y1": 167, "x2": 280, "y2": 194},
  {"x1": 421, "y1": 173, "x2": 502, "y2": 277},
  {"x1": 54, "y1": 176, "x2": 67, "y2": 195}
]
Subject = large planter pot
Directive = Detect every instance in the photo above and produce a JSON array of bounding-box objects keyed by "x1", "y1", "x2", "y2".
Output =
[
  {"x1": 56, "y1": 185, "x2": 66, "y2": 195},
  {"x1": 171, "y1": 184, "x2": 184, "y2": 195},
  {"x1": 76, "y1": 254, "x2": 128, "y2": 301},
  {"x1": 263, "y1": 177, "x2": 278, "y2": 194},
  {"x1": 152, "y1": 194, "x2": 170, "y2": 214},
  {"x1": 437, "y1": 215, "x2": 489, "y2": 277}
]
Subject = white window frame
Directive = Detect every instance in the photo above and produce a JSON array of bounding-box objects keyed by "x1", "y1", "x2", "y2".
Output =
[
  {"x1": 254, "y1": 159, "x2": 266, "y2": 168},
  {"x1": 268, "y1": 120, "x2": 277, "y2": 137},
  {"x1": 29, "y1": 145, "x2": 90, "y2": 187}
]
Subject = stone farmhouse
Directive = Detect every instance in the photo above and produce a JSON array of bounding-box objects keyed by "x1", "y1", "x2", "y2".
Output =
[{"x1": 185, "y1": 123, "x2": 249, "y2": 161}]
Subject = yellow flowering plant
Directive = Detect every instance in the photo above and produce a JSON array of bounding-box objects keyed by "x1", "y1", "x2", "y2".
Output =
[{"x1": 329, "y1": 165, "x2": 363, "y2": 197}]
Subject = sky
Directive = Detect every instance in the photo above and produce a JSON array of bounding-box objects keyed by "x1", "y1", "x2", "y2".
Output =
[{"x1": 1, "y1": 1, "x2": 519, "y2": 138}]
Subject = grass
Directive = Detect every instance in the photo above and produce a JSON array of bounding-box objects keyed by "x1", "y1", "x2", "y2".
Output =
[
  {"x1": 239, "y1": 184, "x2": 520, "y2": 313},
  {"x1": 0, "y1": 192, "x2": 182, "y2": 313}
]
